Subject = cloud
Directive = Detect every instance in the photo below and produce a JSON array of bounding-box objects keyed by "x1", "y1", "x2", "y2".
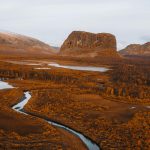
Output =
[
  {"x1": 0, "y1": 0, "x2": 150, "y2": 48},
  {"x1": 140, "y1": 36, "x2": 150, "y2": 43}
]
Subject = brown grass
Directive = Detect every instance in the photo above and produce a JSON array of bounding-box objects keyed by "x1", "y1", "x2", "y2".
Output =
[{"x1": 0, "y1": 54, "x2": 149, "y2": 149}]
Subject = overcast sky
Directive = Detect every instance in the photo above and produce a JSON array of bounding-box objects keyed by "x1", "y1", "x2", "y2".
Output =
[{"x1": 0, "y1": 0, "x2": 150, "y2": 50}]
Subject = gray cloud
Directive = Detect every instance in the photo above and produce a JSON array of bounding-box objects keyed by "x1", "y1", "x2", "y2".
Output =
[{"x1": 0, "y1": 0, "x2": 150, "y2": 49}]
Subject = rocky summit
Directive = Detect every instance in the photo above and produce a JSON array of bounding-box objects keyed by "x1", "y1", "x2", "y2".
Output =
[
  {"x1": 119, "y1": 42, "x2": 150, "y2": 56},
  {"x1": 60, "y1": 31, "x2": 120, "y2": 57}
]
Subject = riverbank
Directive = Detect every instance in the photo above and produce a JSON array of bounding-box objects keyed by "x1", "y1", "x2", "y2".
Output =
[
  {"x1": 0, "y1": 86, "x2": 88, "y2": 149},
  {"x1": 12, "y1": 91, "x2": 99, "y2": 150}
]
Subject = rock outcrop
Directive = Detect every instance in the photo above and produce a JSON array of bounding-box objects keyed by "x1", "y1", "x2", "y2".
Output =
[
  {"x1": 0, "y1": 32, "x2": 55, "y2": 55},
  {"x1": 119, "y1": 42, "x2": 150, "y2": 56},
  {"x1": 60, "y1": 31, "x2": 120, "y2": 57}
]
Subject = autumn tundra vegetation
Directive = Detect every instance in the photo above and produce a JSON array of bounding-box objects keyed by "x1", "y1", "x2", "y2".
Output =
[{"x1": 0, "y1": 31, "x2": 149, "y2": 150}]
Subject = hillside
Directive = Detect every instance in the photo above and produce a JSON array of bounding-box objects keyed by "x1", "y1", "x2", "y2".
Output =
[
  {"x1": 119, "y1": 42, "x2": 150, "y2": 56},
  {"x1": 0, "y1": 32, "x2": 55, "y2": 56}
]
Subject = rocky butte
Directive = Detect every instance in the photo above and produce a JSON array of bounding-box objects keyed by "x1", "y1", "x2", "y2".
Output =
[
  {"x1": 60, "y1": 31, "x2": 120, "y2": 58},
  {"x1": 119, "y1": 42, "x2": 150, "y2": 56}
]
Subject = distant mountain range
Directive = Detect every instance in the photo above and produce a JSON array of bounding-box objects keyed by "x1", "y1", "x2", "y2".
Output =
[
  {"x1": 0, "y1": 30, "x2": 149, "y2": 58},
  {"x1": 119, "y1": 42, "x2": 150, "y2": 56},
  {"x1": 51, "y1": 46, "x2": 60, "y2": 53}
]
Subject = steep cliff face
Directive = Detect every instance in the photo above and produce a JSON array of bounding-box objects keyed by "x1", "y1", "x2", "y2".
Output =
[
  {"x1": 0, "y1": 32, "x2": 55, "y2": 55},
  {"x1": 119, "y1": 42, "x2": 150, "y2": 56},
  {"x1": 60, "y1": 31, "x2": 120, "y2": 57}
]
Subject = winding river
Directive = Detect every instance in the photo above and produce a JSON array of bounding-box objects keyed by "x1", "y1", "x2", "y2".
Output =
[
  {"x1": 12, "y1": 91, "x2": 100, "y2": 150},
  {"x1": 1, "y1": 80, "x2": 150, "y2": 149}
]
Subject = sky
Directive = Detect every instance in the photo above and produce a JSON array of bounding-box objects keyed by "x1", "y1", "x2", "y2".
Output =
[{"x1": 0, "y1": 0, "x2": 150, "y2": 50}]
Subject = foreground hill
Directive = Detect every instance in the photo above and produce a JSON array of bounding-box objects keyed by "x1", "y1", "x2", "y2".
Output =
[
  {"x1": 119, "y1": 42, "x2": 150, "y2": 56},
  {"x1": 60, "y1": 31, "x2": 120, "y2": 58},
  {"x1": 0, "y1": 32, "x2": 55, "y2": 56}
]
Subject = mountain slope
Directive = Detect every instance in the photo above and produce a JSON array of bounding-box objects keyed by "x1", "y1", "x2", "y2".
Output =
[
  {"x1": 119, "y1": 42, "x2": 150, "y2": 56},
  {"x1": 0, "y1": 32, "x2": 55, "y2": 55}
]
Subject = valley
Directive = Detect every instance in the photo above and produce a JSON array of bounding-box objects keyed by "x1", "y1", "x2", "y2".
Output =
[
  {"x1": 1, "y1": 0, "x2": 150, "y2": 149},
  {"x1": 0, "y1": 53, "x2": 149, "y2": 149}
]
